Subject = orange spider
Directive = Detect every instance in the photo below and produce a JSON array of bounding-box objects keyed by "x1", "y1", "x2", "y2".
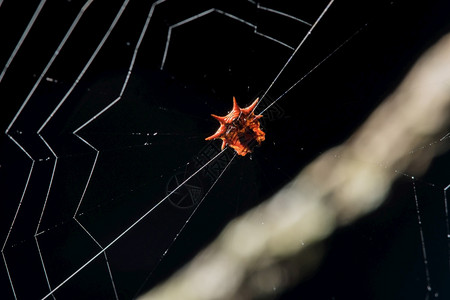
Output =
[{"x1": 205, "y1": 97, "x2": 265, "y2": 156}]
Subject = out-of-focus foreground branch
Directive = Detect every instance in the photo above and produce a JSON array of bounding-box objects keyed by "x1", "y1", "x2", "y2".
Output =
[{"x1": 140, "y1": 34, "x2": 450, "y2": 300}]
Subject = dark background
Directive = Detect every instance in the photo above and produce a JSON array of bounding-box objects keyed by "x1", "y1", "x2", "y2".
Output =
[{"x1": 0, "y1": 0, "x2": 449, "y2": 299}]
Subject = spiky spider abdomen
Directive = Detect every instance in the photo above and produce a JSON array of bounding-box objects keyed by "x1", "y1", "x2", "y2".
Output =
[{"x1": 205, "y1": 97, "x2": 265, "y2": 156}]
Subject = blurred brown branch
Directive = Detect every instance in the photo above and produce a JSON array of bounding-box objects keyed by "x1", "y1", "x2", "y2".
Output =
[{"x1": 140, "y1": 33, "x2": 450, "y2": 300}]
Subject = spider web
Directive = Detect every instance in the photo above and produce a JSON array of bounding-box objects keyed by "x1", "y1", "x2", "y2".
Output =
[{"x1": 0, "y1": 0, "x2": 449, "y2": 299}]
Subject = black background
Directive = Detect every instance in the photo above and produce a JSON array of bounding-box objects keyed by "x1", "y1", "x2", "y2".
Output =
[{"x1": 0, "y1": 0, "x2": 449, "y2": 299}]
